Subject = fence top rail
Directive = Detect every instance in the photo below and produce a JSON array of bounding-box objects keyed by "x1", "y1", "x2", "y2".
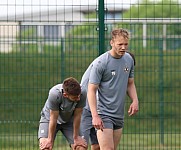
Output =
[
  {"x1": 105, "y1": 18, "x2": 181, "y2": 23},
  {"x1": 0, "y1": 18, "x2": 181, "y2": 25},
  {"x1": 21, "y1": 18, "x2": 181, "y2": 25}
]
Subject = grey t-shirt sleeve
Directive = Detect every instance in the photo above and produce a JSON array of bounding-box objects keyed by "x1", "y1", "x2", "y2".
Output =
[
  {"x1": 129, "y1": 56, "x2": 134, "y2": 78},
  {"x1": 89, "y1": 59, "x2": 106, "y2": 85},
  {"x1": 47, "y1": 89, "x2": 60, "y2": 111}
]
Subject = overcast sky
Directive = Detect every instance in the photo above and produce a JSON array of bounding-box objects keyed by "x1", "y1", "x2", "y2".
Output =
[{"x1": 0, "y1": 0, "x2": 139, "y2": 16}]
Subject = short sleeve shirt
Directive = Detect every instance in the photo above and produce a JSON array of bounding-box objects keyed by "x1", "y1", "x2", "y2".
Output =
[
  {"x1": 82, "y1": 51, "x2": 134, "y2": 119},
  {"x1": 40, "y1": 84, "x2": 86, "y2": 124}
]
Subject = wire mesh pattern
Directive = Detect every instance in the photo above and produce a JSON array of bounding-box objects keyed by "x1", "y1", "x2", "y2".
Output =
[{"x1": 0, "y1": 0, "x2": 180, "y2": 149}]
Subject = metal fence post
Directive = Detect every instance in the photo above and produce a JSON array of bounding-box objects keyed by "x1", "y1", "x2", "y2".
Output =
[
  {"x1": 98, "y1": 0, "x2": 105, "y2": 55},
  {"x1": 159, "y1": 38, "x2": 164, "y2": 146},
  {"x1": 60, "y1": 37, "x2": 65, "y2": 82}
]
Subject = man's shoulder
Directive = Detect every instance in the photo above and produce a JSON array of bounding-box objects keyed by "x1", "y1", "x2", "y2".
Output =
[
  {"x1": 98, "y1": 51, "x2": 109, "y2": 59},
  {"x1": 50, "y1": 84, "x2": 62, "y2": 92},
  {"x1": 125, "y1": 52, "x2": 134, "y2": 59},
  {"x1": 93, "y1": 51, "x2": 109, "y2": 64},
  {"x1": 49, "y1": 84, "x2": 62, "y2": 98}
]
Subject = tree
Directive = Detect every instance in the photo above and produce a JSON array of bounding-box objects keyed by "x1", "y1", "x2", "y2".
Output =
[{"x1": 123, "y1": 0, "x2": 181, "y2": 18}]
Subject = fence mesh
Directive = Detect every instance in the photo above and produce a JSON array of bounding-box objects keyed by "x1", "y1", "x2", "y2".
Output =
[{"x1": 0, "y1": 0, "x2": 180, "y2": 149}]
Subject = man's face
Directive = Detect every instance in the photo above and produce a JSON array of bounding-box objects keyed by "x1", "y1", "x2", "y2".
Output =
[
  {"x1": 110, "y1": 36, "x2": 129, "y2": 57},
  {"x1": 63, "y1": 92, "x2": 81, "y2": 102}
]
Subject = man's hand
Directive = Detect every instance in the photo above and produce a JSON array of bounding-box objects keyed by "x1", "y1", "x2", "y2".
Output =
[
  {"x1": 128, "y1": 101, "x2": 139, "y2": 116},
  {"x1": 39, "y1": 138, "x2": 53, "y2": 150},
  {"x1": 92, "y1": 115, "x2": 104, "y2": 131},
  {"x1": 73, "y1": 136, "x2": 87, "y2": 150}
]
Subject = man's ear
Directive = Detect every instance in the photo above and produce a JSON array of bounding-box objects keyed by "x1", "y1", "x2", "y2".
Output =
[
  {"x1": 110, "y1": 40, "x2": 113, "y2": 45},
  {"x1": 110, "y1": 40, "x2": 113, "y2": 46}
]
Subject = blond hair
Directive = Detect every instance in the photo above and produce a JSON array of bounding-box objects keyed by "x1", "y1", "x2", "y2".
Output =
[{"x1": 111, "y1": 28, "x2": 130, "y2": 40}]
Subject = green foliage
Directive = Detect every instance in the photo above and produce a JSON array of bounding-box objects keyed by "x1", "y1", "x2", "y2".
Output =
[
  {"x1": 0, "y1": 48, "x2": 180, "y2": 132},
  {"x1": 65, "y1": 3, "x2": 181, "y2": 52},
  {"x1": 123, "y1": 0, "x2": 181, "y2": 18},
  {"x1": 65, "y1": 25, "x2": 99, "y2": 51},
  {"x1": 0, "y1": 133, "x2": 180, "y2": 149},
  {"x1": 0, "y1": 46, "x2": 180, "y2": 149},
  {"x1": 85, "y1": 12, "x2": 97, "y2": 19},
  {"x1": 17, "y1": 26, "x2": 37, "y2": 39}
]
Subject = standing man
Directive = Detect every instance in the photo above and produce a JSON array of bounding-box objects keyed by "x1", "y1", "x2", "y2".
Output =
[
  {"x1": 81, "y1": 28, "x2": 139, "y2": 150},
  {"x1": 38, "y1": 77, "x2": 87, "y2": 150},
  {"x1": 80, "y1": 50, "x2": 136, "y2": 150}
]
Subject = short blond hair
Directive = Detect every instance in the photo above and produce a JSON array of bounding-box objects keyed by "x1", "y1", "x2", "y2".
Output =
[{"x1": 111, "y1": 28, "x2": 130, "y2": 40}]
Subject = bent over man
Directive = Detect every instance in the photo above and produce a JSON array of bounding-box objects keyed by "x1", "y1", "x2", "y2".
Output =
[{"x1": 38, "y1": 77, "x2": 87, "y2": 150}]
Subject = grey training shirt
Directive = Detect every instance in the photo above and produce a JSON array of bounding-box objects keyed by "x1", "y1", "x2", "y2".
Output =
[
  {"x1": 40, "y1": 84, "x2": 86, "y2": 124},
  {"x1": 81, "y1": 51, "x2": 134, "y2": 119}
]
